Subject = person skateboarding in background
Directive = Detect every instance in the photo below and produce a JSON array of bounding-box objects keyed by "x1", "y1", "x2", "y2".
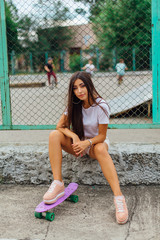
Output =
[
  {"x1": 115, "y1": 59, "x2": 128, "y2": 85},
  {"x1": 81, "y1": 59, "x2": 96, "y2": 76},
  {"x1": 44, "y1": 57, "x2": 58, "y2": 87},
  {"x1": 43, "y1": 71, "x2": 128, "y2": 225}
]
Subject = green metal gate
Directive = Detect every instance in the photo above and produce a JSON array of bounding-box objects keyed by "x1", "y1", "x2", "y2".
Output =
[{"x1": 0, "y1": 0, "x2": 160, "y2": 130}]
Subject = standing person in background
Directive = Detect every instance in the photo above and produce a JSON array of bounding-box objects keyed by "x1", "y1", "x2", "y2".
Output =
[
  {"x1": 115, "y1": 59, "x2": 128, "y2": 85},
  {"x1": 82, "y1": 59, "x2": 96, "y2": 76},
  {"x1": 44, "y1": 57, "x2": 58, "y2": 87}
]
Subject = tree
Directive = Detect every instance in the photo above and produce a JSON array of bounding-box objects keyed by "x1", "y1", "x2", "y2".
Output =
[
  {"x1": 90, "y1": 0, "x2": 151, "y2": 48},
  {"x1": 92, "y1": 0, "x2": 151, "y2": 70},
  {"x1": 5, "y1": 1, "x2": 21, "y2": 53},
  {"x1": 74, "y1": 0, "x2": 151, "y2": 70},
  {"x1": 69, "y1": 53, "x2": 81, "y2": 72},
  {"x1": 35, "y1": 0, "x2": 71, "y2": 23},
  {"x1": 29, "y1": 0, "x2": 73, "y2": 71},
  {"x1": 18, "y1": 15, "x2": 36, "y2": 50},
  {"x1": 37, "y1": 26, "x2": 72, "y2": 53}
]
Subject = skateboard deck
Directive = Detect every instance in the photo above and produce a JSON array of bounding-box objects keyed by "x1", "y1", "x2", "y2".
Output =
[{"x1": 35, "y1": 182, "x2": 78, "y2": 221}]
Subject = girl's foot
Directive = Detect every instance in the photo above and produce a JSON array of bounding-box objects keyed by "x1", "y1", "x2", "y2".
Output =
[
  {"x1": 43, "y1": 180, "x2": 65, "y2": 204},
  {"x1": 114, "y1": 195, "x2": 128, "y2": 224}
]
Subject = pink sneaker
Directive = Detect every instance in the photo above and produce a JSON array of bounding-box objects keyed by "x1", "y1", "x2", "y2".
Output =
[
  {"x1": 114, "y1": 195, "x2": 128, "y2": 224},
  {"x1": 43, "y1": 180, "x2": 65, "y2": 204}
]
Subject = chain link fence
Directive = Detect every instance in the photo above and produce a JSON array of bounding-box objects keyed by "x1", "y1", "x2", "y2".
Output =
[{"x1": 0, "y1": 0, "x2": 158, "y2": 128}]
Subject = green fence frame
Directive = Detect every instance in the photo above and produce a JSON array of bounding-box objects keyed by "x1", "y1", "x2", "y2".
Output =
[
  {"x1": 152, "y1": 0, "x2": 160, "y2": 124},
  {"x1": 0, "y1": 0, "x2": 12, "y2": 129},
  {"x1": 0, "y1": 0, "x2": 160, "y2": 130}
]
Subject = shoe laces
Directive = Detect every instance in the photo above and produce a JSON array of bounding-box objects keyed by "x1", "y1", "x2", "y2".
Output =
[
  {"x1": 115, "y1": 199, "x2": 125, "y2": 213},
  {"x1": 48, "y1": 182, "x2": 56, "y2": 193}
]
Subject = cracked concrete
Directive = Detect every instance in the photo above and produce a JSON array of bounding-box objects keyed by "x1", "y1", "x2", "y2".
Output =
[
  {"x1": 0, "y1": 184, "x2": 159, "y2": 240},
  {"x1": 44, "y1": 223, "x2": 50, "y2": 240},
  {"x1": 124, "y1": 187, "x2": 137, "y2": 240}
]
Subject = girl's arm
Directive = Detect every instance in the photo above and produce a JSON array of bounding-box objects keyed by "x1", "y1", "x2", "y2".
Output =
[
  {"x1": 56, "y1": 114, "x2": 80, "y2": 142},
  {"x1": 90, "y1": 124, "x2": 107, "y2": 145}
]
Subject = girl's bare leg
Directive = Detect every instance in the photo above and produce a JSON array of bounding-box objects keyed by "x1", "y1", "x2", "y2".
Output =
[
  {"x1": 49, "y1": 130, "x2": 75, "y2": 181},
  {"x1": 89, "y1": 143, "x2": 122, "y2": 196}
]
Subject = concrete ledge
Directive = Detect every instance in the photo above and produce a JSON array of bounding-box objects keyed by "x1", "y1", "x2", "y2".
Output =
[{"x1": 0, "y1": 143, "x2": 160, "y2": 185}]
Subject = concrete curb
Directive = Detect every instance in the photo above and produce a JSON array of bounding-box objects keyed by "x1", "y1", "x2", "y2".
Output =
[{"x1": 0, "y1": 143, "x2": 160, "y2": 185}]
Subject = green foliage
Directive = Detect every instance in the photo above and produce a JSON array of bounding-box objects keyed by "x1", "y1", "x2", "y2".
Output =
[
  {"x1": 5, "y1": 1, "x2": 21, "y2": 53},
  {"x1": 5, "y1": 0, "x2": 74, "y2": 72},
  {"x1": 18, "y1": 15, "x2": 36, "y2": 51},
  {"x1": 25, "y1": 0, "x2": 73, "y2": 71},
  {"x1": 90, "y1": 0, "x2": 151, "y2": 70},
  {"x1": 35, "y1": 0, "x2": 71, "y2": 22},
  {"x1": 69, "y1": 54, "x2": 81, "y2": 72},
  {"x1": 37, "y1": 26, "x2": 72, "y2": 52}
]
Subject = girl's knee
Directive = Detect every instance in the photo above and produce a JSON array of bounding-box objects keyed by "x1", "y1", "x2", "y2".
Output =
[
  {"x1": 49, "y1": 130, "x2": 63, "y2": 141},
  {"x1": 94, "y1": 143, "x2": 107, "y2": 155}
]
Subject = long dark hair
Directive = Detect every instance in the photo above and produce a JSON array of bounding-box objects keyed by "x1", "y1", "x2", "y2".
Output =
[{"x1": 66, "y1": 71, "x2": 109, "y2": 140}]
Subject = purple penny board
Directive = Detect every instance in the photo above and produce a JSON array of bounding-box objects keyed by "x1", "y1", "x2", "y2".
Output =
[{"x1": 35, "y1": 182, "x2": 78, "y2": 213}]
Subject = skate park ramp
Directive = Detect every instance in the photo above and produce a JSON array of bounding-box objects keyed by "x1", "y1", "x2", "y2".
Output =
[{"x1": 108, "y1": 81, "x2": 152, "y2": 116}]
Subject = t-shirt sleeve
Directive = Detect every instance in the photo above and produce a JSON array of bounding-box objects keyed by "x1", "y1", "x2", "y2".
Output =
[
  {"x1": 98, "y1": 102, "x2": 110, "y2": 124},
  {"x1": 91, "y1": 64, "x2": 95, "y2": 70}
]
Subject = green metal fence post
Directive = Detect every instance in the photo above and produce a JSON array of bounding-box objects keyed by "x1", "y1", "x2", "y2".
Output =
[
  {"x1": 96, "y1": 47, "x2": 100, "y2": 71},
  {"x1": 11, "y1": 50, "x2": 15, "y2": 75},
  {"x1": 29, "y1": 52, "x2": 33, "y2": 73},
  {"x1": 132, "y1": 47, "x2": 136, "y2": 71},
  {"x1": 45, "y1": 52, "x2": 48, "y2": 64},
  {"x1": 60, "y1": 50, "x2": 65, "y2": 72},
  {"x1": 149, "y1": 47, "x2": 152, "y2": 70},
  {"x1": 152, "y1": 0, "x2": 160, "y2": 123},
  {"x1": 112, "y1": 47, "x2": 116, "y2": 70},
  {"x1": 0, "y1": 0, "x2": 12, "y2": 127}
]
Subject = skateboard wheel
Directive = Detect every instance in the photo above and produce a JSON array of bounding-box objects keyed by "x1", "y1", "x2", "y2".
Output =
[
  {"x1": 35, "y1": 211, "x2": 42, "y2": 219},
  {"x1": 69, "y1": 195, "x2": 79, "y2": 203},
  {"x1": 45, "y1": 212, "x2": 55, "y2": 221}
]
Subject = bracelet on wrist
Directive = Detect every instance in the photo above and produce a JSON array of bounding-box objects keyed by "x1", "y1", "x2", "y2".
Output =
[{"x1": 88, "y1": 139, "x2": 92, "y2": 146}]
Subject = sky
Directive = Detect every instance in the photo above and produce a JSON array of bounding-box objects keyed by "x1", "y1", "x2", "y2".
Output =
[{"x1": 11, "y1": 0, "x2": 90, "y2": 26}]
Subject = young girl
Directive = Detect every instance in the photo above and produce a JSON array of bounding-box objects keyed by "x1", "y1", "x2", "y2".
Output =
[{"x1": 43, "y1": 71, "x2": 128, "y2": 224}]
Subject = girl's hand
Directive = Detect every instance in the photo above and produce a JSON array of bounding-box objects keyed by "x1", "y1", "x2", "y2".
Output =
[
  {"x1": 72, "y1": 135, "x2": 81, "y2": 157},
  {"x1": 72, "y1": 140, "x2": 90, "y2": 156}
]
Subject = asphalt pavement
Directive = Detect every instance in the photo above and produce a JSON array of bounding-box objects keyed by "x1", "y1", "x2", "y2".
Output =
[{"x1": 0, "y1": 184, "x2": 159, "y2": 240}]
